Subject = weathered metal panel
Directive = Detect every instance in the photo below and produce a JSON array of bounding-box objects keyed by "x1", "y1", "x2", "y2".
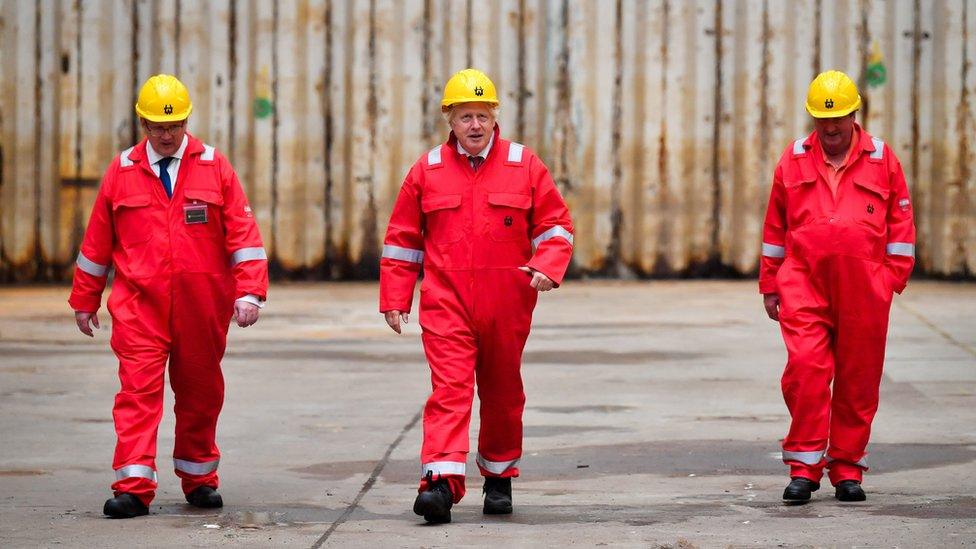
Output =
[{"x1": 1, "y1": 0, "x2": 975, "y2": 281}]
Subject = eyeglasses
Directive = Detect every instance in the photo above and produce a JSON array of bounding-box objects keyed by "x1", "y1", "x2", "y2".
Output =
[{"x1": 144, "y1": 123, "x2": 185, "y2": 137}]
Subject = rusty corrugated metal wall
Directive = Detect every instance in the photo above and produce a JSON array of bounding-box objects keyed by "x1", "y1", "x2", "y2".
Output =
[{"x1": 1, "y1": 0, "x2": 974, "y2": 281}]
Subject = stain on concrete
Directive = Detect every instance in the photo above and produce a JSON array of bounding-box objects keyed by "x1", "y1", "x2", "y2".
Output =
[
  {"x1": 0, "y1": 469, "x2": 49, "y2": 476},
  {"x1": 530, "y1": 405, "x2": 636, "y2": 414},
  {"x1": 523, "y1": 424, "x2": 627, "y2": 438},
  {"x1": 292, "y1": 440, "x2": 976, "y2": 483},
  {"x1": 869, "y1": 497, "x2": 976, "y2": 519}
]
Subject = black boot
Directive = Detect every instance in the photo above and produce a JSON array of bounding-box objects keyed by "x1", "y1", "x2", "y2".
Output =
[
  {"x1": 103, "y1": 493, "x2": 149, "y2": 518},
  {"x1": 413, "y1": 471, "x2": 453, "y2": 524},
  {"x1": 186, "y1": 485, "x2": 224, "y2": 508},
  {"x1": 782, "y1": 477, "x2": 819, "y2": 503},
  {"x1": 483, "y1": 477, "x2": 513, "y2": 515},
  {"x1": 834, "y1": 480, "x2": 866, "y2": 502}
]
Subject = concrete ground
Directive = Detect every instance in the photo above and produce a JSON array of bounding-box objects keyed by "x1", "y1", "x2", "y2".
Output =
[{"x1": 0, "y1": 280, "x2": 974, "y2": 548}]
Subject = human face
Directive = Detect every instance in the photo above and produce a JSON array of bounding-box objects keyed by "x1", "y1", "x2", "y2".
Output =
[
  {"x1": 448, "y1": 102, "x2": 495, "y2": 154},
  {"x1": 813, "y1": 113, "x2": 855, "y2": 157},
  {"x1": 142, "y1": 119, "x2": 187, "y2": 156}
]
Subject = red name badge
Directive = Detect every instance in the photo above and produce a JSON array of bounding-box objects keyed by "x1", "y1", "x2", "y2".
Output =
[{"x1": 184, "y1": 202, "x2": 208, "y2": 224}]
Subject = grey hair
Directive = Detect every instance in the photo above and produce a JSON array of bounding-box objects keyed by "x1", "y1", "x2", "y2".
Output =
[{"x1": 442, "y1": 104, "x2": 500, "y2": 124}]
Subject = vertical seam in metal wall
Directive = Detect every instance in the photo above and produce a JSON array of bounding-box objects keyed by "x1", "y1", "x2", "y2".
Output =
[
  {"x1": 228, "y1": 0, "x2": 237, "y2": 162},
  {"x1": 956, "y1": 0, "x2": 970, "y2": 274},
  {"x1": 270, "y1": 0, "x2": 279, "y2": 262},
  {"x1": 72, "y1": 0, "x2": 83, "y2": 256},
  {"x1": 465, "y1": 0, "x2": 472, "y2": 68},
  {"x1": 131, "y1": 0, "x2": 139, "y2": 145},
  {"x1": 655, "y1": 0, "x2": 670, "y2": 272},
  {"x1": 323, "y1": 0, "x2": 334, "y2": 274},
  {"x1": 33, "y1": 2, "x2": 43, "y2": 278},
  {"x1": 813, "y1": 0, "x2": 822, "y2": 76},
  {"x1": 421, "y1": 0, "x2": 432, "y2": 142},
  {"x1": 910, "y1": 0, "x2": 921, "y2": 268},
  {"x1": 364, "y1": 0, "x2": 379, "y2": 269},
  {"x1": 515, "y1": 0, "x2": 526, "y2": 142},
  {"x1": 606, "y1": 0, "x2": 623, "y2": 272},
  {"x1": 758, "y1": 0, "x2": 770, "y2": 258},
  {"x1": 709, "y1": 0, "x2": 723, "y2": 259},
  {"x1": 175, "y1": 0, "x2": 182, "y2": 72}
]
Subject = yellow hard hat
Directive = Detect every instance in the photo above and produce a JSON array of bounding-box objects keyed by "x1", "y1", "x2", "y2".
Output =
[
  {"x1": 441, "y1": 68, "x2": 498, "y2": 111},
  {"x1": 805, "y1": 70, "x2": 861, "y2": 118},
  {"x1": 135, "y1": 74, "x2": 193, "y2": 122}
]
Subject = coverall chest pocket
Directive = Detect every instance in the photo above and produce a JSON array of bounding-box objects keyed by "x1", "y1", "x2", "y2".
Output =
[
  {"x1": 852, "y1": 179, "x2": 889, "y2": 230},
  {"x1": 182, "y1": 189, "x2": 224, "y2": 239},
  {"x1": 112, "y1": 194, "x2": 154, "y2": 248},
  {"x1": 421, "y1": 193, "x2": 464, "y2": 244},
  {"x1": 486, "y1": 192, "x2": 531, "y2": 242},
  {"x1": 783, "y1": 178, "x2": 818, "y2": 228}
]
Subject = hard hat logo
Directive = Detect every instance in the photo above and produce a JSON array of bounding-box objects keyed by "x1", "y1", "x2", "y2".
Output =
[
  {"x1": 474, "y1": 86, "x2": 484, "y2": 96},
  {"x1": 164, "y1": 104, "x2": 174, "y2": 115},
  {"x1": 805, "y1": 70, "x2": 860, "y2": 118}
]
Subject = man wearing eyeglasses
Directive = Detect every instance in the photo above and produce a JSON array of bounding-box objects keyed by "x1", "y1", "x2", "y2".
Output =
[{"x1": 69, "y1": 74, "x2": 268, "y2": 518}]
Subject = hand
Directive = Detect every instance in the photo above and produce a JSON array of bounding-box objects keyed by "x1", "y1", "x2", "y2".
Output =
[
  {"x1": 384, "y1": 310, "x2": 409, "y2": 334},
  {"x1": 234, "y1": 301, "x2": 260, "y2": 328},
  {"x1": 518, "y1": 266, "x2": 555, "y2": 291},
  {"x1": 75, "y1": 311, "x2": 100, "y2": 337},
  {"x1": 763, "y1": 293, "x2": 780, "y2": 322}
]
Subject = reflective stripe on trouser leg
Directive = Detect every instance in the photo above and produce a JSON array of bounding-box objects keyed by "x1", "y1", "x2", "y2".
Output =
[
  {"x1": 115, "y1": 464, "x2": 158, "y2": 482},
  {"x1": 422, "y1": 461, "x2": 466, "y2": 477},
  {"x1": 781, "y1": 450, "x2": 826, "y2": 465},
  {"x1": 174, "y1": 458, "x2": 220, "y2": 476},
  {"x1": 476, "y1": 454, "x2": 520, "y2": 475}
]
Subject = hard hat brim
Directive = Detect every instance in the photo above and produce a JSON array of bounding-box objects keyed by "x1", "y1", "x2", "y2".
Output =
[
  {"x1": 805, "y1": 98, "x2": 861, "y2": 119},
  {"x1": 441, "y1": 98, "x2": 499, "y2": 111},
  {"x1": 135, "y1": 104, "x2": 193, "y2": 123}
]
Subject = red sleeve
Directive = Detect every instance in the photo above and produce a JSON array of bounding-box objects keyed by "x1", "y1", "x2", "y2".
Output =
[
  {"x1": 379, "y1": 164, "x2": 424, "y2": 313},
  {"x1": 220, "y1": 154, "x2": 269, "y2": 301},
  {"x1": 883, "y1": 150, "x2": 916, "y2": 294},
  {"x1": 759, "y1": 157, "x2": 788, "y2": 295},
  {"x1": 68, "y1": 161, "x2": 117, "y2": 313},
  {"x1": 524, "y1": 155, "x2": 574, "y2": 286}
]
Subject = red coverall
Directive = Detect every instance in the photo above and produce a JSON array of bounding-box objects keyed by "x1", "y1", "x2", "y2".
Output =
[
  {"x1": 69, "y1": 134, "x2": 268, "y2": 505},
  {"x1": 760, "y1": 124, "x2": 915, "y2": 485},
  {"x1": 380, "y1": 126, "x2": 574, "y2": 502}
]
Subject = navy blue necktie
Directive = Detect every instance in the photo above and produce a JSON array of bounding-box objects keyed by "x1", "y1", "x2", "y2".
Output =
[{"x1": 157, "y1": 157, "x2": 173, "y2": 198}]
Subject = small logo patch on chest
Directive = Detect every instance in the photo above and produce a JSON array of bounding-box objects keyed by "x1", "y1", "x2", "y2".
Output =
[
  {"x1": 504, "y1": 216, "x2": 513, "y2": 226},
  {"x1": 866, "y1": 204, "x2": 875, "y2": 214}
]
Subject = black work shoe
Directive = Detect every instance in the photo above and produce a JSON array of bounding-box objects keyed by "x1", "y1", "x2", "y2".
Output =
[
  {"x1": 103, "y1": 493, "x2": 149, "y2": 518},
  {"x1": 782, "y1": 477, "x2": 820, "y2": 503},
  {"x1": 835, "y1": 480, "x2": 867, "y2": 502},
  {"x1": 483, "y1": 477, "x2": 513, "y2": 515},
  {"x1": 186, "y1": 485, "x2": 224, "y2": 508},
  {"x1": 413, "y1": 471, "x2": 453, "y2": 524}
]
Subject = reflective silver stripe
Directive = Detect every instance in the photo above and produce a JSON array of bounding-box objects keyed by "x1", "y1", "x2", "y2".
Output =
[
  {"x1": 508, "y1": 142, "x2": 524, "y2": 163},
  {"x1": 532, "y1": 225, "x2": 574, "y2": 247},
  {"x1": 115, "y1": 464, "x2": 157, "y2": 482},
  {"x1": 382, "y1": 244, "x2": 424, "y2": 263},
  {"x1": 421, "y1": 461, "x2": 466, "y2": 477},
  {"x1": 870, "y1": 137, "x2": 884, "y2": 160},
  {"x1": 201, "y1": 144, "x2": 216, "y2": 161},
  {"x1": 886, "y1": 242, "x2": 914, "y2": 257},
  {"x1": 76, "y1": 251, "x2": 109, "y2": 277},
  {"x1": 792, "y1": 138, "x2": 806, "y2": 155},
  {"x1": 781, "y1": 449, "x2": 825, "y2": 465},
  {"x1": 119, "y1": 146, "x2": 135, "y2": 167},
  {"x1": 427, "y1": 145, "x2": 442, "y2": 166},
  {"x1": 476, "y1": 454, "x2": 520, "y2": 475},
  {"x1": 762, "y1": 243, "x2": 786, "y2": 258},
  {"x1": 174, "y1": 458, "x2": 220, "y2": 475},
  {"x1": 826, "y1": 454, "x2": 868, "y2": 468},
  {"x1": 231, "y1": 247, "x2": 268, "y2": 265}
]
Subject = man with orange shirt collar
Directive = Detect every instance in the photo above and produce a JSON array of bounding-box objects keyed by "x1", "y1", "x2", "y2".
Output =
[{"x1": 760, "y1": 70, "x2": 916, "y2": 504}]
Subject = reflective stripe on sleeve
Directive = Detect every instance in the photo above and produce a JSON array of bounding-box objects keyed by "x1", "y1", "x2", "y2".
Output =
[
  {"x1": 532, "y1": 225, "x2": 574, "y2": 247},
  {"x1": 115, "y1": 464, "x2": 157, "y2": 482},
  {"x1": 886, "y1": 242, "x2": 914, "y2": 257},
  {"x1": 231, "y1": 247, "x2": 268, "y2": 265},
  {"x1": 201, "y1": 144, "x2": 216, "y2": 161},
  {"x1": 476, "y1": 454, "x2": 520, "y2": 475},
  {"x1": 174, "y1": 458, "x2": 220, "y2": 476},
  {"x1": 76, "y1": 252, "x2": 109, "y2": 277},
  {"x1": 421, "y1": 461, "x2": 466, "y2": 477},
  {"x1": 762, "y1": 243, "x2": 786, "y2": 258},
  {"x1": 792, "y1": 138, "x2": 806, "y2": 155},
  {"x1": 382, "y1": 244, "x2": 424, "y2": 264},
  {"x1": 119, "y1": 146, "x2": 135, "y2": 167},
  {"x1": 781, "y1": 449, "x2": 825, "y2": 465}
]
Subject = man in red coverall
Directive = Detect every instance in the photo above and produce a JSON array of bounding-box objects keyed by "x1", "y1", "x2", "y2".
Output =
[
  {"x1": 760, "y1": 70, "x2": 915, "y2": 504},
  {"x1": 69, "y1": 74, "x2": 269, "y2": 518},
  {"x1": 379, "y1": 68, "x2": 574, "y2": 523}
]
